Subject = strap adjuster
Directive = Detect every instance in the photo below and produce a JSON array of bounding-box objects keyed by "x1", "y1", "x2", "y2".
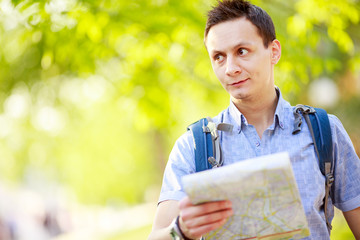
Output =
[
  {"x1": 325, "y1": 173, "x2": 334, "y2": 186},
  {"x1": 293, "y1": 104, "x2": 316, "y2": 134}
]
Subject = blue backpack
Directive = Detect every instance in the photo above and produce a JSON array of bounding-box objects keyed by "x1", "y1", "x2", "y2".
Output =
[{"x1": 187, "y1": 104, "x2": 334, "y2": 231}]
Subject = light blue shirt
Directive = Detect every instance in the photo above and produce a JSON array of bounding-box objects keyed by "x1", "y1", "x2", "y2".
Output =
[{"x1": 159, "y1": 89, "x2": 360, "y2": 239}]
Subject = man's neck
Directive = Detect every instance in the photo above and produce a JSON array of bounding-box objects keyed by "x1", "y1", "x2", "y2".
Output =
[{"x1": 232, "y1": 88, "x2": 278, "y2": 139}]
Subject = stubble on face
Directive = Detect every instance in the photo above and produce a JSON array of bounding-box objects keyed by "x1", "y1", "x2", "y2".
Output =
[{"x1": 205, "y1": 17, "x2": 277, "y2": 105}]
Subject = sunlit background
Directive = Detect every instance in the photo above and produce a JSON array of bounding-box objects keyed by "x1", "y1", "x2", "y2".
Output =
[{"x1": 0, "y1": 0, "x2": 359, "y2": 239}]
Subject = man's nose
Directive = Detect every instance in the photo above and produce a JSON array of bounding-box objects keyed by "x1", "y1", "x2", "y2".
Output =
[{"x1": 225, "y1": 57, "x2": 242, "y2": 76}]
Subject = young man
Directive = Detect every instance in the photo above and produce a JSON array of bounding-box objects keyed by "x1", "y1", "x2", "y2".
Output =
[{"x1": 148, "y1": 0, "x2": 360, "y2": 239}]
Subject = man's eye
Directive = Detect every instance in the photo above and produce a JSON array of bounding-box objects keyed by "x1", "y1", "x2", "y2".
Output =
[
  {"x1": 215, "y1": 54, "x2": 224, "y2": 62},
  {"x1": 238, "y1": 48, "x2": 248, "y2": 56}
]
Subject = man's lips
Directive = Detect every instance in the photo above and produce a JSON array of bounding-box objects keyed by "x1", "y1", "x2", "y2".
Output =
[{"x1": 230, "y1": 78, "x2": 249, "y2": 86}]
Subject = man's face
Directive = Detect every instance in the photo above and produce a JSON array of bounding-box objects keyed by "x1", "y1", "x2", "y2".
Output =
[{"x1": 205, "y1": 17, "x2": 280, "y2": 102}]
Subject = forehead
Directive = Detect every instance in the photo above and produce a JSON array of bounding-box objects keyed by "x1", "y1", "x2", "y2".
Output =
[{"x1": 205, "y1": 17, "x2": 263, "y2": 52}]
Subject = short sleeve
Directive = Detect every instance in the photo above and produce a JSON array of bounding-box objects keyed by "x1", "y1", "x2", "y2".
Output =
[
  {"x1": 330, "y1": 114, "x2": 360, "y2": 212},
  {"x1": 158, "y1": 131, "x2": 195, "y2": 204}
]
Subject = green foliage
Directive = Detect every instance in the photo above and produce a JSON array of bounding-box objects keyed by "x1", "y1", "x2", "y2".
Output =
[{"x1": 0, "y1": 0, "x2": 359, "y2": 210}]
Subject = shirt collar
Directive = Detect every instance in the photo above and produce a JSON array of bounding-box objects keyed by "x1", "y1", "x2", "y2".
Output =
[
  {"x1": 229, "y1": 99, "x2": 246, "y2": 133},
  {"x1": 229, "y1": 87, "x2": 288, "y2": 133},
  {"x1": 272, "y1": 87, "x2": 287, "y2": 130}
]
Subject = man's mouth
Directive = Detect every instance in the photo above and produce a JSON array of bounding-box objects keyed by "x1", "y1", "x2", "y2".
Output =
[{"x1": 230, "y1": 78, "x2": 249, "y2": 86}]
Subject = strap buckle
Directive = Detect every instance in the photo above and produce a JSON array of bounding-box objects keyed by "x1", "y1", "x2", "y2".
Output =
[
  {"x1": 325, "y1": 173, "x2": 334, "y2": 186},
  {"x1": 296, "y1": 105, "x2": 316, "y2": 114},
  {"x1": 292, "y1": 104, "x2": 316, "y2": 134},
  {"x1": 203, "y1": 118, "x2": 233, "y2": 169}
]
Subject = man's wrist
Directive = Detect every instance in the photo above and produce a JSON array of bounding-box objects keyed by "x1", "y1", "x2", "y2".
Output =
[
  {"x1": 169, "y1": 215, "x2": 193, "y2": 240},
  {"x1": 176, "y1": 216, "x2": 193, "y2": 240}
]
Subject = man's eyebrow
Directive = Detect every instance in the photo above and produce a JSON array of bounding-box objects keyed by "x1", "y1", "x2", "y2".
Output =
[
  {"x1": 232, "y1": 41, "x2": 252, "y2": 49},
  {"x1": 210, "y1": 49, "x2": 223, "y2": 56}
]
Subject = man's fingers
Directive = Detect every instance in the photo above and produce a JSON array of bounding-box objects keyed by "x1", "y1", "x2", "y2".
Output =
[
  {"x1": 182, "y1": 217, "x2": 229, "y2": 239},
  {"x1": 177, "y1": 197, "x2": 234, "y2": 239},
  {"x1": 179, "y1": 197, "x2": 234, "y2": 238},
  {"x1": 180, "y1": 197, "x2": 232, "y2": 220},
  {"x1": 183, "y1": 208, "x2": 233, "y2": 228},
  {"x1": 197, "y1": 200, "x2": 233, "y2": 215}
]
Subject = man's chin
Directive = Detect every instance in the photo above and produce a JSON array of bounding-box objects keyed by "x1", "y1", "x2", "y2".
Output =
[{"x1": 230, "y1": 91, "x2": 250, "y2": 101}]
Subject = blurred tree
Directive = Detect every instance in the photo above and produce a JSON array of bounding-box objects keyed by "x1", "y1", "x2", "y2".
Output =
[{"x1": 0, "y1": 0, "x2": 359, "y2": 207}]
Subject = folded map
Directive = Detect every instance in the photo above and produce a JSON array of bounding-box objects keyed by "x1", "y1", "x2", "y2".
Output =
[{"x1": 182, "y1": 152, "x2": 310, "y2": 240}]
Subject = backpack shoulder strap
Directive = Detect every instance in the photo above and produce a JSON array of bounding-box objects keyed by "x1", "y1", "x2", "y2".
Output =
[
  {"x1": 187, "y1": 117, "x2": 233, "y2": 172},
  {"x1": 293, "y1": 104, "x2": 334, "y2": 231},
  {"x1": 308, "y1": 108, "x2": 333, "y2": 177},
  {"x1": 187, "y1": 118, "x2": 212, "y2": 172}
]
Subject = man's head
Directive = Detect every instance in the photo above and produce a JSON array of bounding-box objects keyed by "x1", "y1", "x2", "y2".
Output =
[
  {"x1": 204, "y1": 1, "x2": 281, "y2": 103},
  {"x1": 205, "y1": 0, "x2": 276, "y2": 48}
]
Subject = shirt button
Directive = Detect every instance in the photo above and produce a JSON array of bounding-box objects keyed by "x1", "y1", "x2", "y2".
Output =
[
  {"x1": 256, "y1": 142, "x2": 260, "y2": 147},
  {"x1": 280, "y1": 122, "x2": 284, "y2": 128}
]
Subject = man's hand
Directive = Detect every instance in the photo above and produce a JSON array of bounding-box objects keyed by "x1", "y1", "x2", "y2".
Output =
[{"x1": 178, "y1": 196, "x2": 233, "y2": 239}]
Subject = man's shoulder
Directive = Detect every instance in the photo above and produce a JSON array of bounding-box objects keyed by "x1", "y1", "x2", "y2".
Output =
[
  {"x1": 327, "y1": 113, "x2": 341, "y2": 125},
  {"x1": 327, "y1": 113, "x2": 349, "y2": 137}
]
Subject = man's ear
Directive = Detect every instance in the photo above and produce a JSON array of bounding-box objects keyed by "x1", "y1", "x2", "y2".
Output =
[{"x1": 270, "y1": 39, "x2": 281, "y2": 64}]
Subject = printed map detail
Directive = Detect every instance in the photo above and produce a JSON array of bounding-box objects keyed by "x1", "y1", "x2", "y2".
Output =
[{"x1": 182, "y1": 152, "x2": 310, "y2": 240}]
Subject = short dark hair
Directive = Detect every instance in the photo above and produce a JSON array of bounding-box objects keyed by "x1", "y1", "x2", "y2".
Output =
[{"x1": 205, "y1": 0, "x2": 276, "y2": 48}]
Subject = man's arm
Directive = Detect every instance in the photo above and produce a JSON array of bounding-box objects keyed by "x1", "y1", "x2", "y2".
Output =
[
  {"x1": 343, "y1": 207, "x2": 360, "y2": 239},
  {"x1": 148, "y1": 197, "x2": 233, "y2": 240},
  {"x1": 148, "y1": 200, "x2": 179, "y2": 240}
]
